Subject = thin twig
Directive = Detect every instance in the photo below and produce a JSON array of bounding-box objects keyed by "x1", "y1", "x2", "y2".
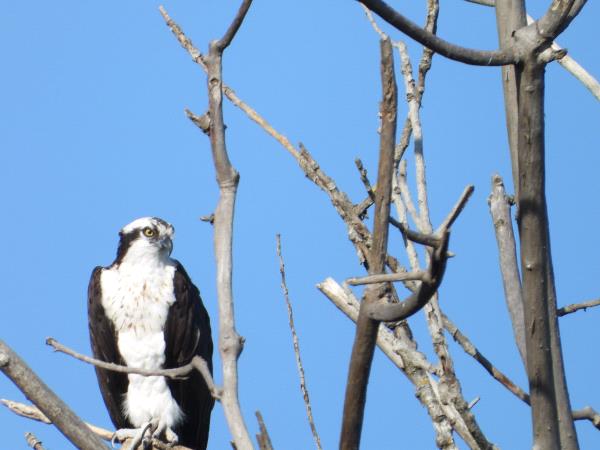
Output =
[
  {"x1": 442, "y1": 315, "x2": 530, "y2": 404},
  {"x1": 276, "y1": 235, "x2": 322, "y2": 450},
  {"x1": 557, "y1": 298, "x2": 600, "y2": 317},
  {"x1": 436, "y1": 185, "x2": 475, "y2": 232},
  {"x1": 47, "y1": 338, "x2": 190, "y2": 379},
  {"x1": 361, "y1": 3, "x2": 388, "y2": 39},
  {"x1": 355, "y1": 158, "x2": 376, "y2": 201},
  {"x1": 160, "y1": 6, "x2": 300, "y2": 159}
]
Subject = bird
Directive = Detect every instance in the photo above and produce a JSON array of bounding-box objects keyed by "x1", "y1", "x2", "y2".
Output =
[{"x1": 87, "y1": 217, "x2": 213, "y2": 449}]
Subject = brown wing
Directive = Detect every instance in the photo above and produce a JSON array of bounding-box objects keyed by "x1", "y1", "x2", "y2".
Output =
[
  {"x1": 87, "y1": 266, "x2": 131, "y2": 430},
  {"x1": 164, "y1": 261, "x2": 214, "y2": 450}
]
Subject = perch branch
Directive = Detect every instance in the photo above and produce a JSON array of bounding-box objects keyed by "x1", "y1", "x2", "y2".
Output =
[
  {"x1": 2, "y1": 400, "x2": 193, "y2": 449},
  {"x1": 46, "y1": 338, "x2": 222, "y2": 400}
]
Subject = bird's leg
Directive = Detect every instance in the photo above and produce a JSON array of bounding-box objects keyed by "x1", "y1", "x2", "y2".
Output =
[
  {"x1": 111, "y1": 421, "x2": 155, "y2": 450},
  {"x1": 152, "y1": 419, "x2": 179, "y2": 447}
]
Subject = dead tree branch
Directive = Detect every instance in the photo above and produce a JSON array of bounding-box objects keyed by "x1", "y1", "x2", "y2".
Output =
[
  {"x1": 442, "y1": 315, "x2": 530, "y2": 404},
  {"x1": 46, "y1": 338, "x2": 222, "y2": 400},
  {"x1": 0, "y1": 340, "x2": 107, "y2": 450},
  {"x1": 557, "y1": 298, "x2": 600, "y2": 317},
  {"x1": 358, "y1": 0, "x2": 516, "y2": 65},
  {"x1": 340, "y1": 38, "x2": 397, "y2": 450},
  {"x1": 25, "y1": 432, "x2": 46, "y2": 450},
  {"x1": 2, "y1": 399, "x2": 193, "y2": 450},
  {"x1": 318, "y1": 279, "x2": 463, "y2": 448},
  {"x1": 487, "y1": 174, "x2": 526, "y2": 368},
  {"x1": 188, "y1": 1, "x2": 255, "y2": 448},
  {"x1": 276, "y1": 235, "x2": 322, "y2": 450},
  {"x1": 572, "y1": 407, "x2": 600, "y2": 430},
  {"x1": 471, "y1": 0, "x2": 600, "y2": 101},
  {"x1": 2, "y1": 399, "x2": 113, "y2": 440},
  {"x1": 162, "y1": 2, "x2": 254, "y2": 447},
  {"x1": 255, "y1": 411, "x2": 274, "y2": 450}
]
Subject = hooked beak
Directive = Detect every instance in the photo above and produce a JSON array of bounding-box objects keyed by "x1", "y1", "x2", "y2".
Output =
[{"x1": 160, "y1": 236, "x2": 173, "y2": 255}]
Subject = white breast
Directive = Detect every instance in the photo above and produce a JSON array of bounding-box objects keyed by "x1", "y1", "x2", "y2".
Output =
[{"x1": 100, "y1": 260, "x2": 183, "y2": 428}]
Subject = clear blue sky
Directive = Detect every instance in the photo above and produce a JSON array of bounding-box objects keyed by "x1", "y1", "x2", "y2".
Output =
[{"x1": 1, "y1": 1, "x2": 599, "y2": 449}]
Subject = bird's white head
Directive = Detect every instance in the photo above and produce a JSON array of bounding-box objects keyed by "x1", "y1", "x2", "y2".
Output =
[{"x1": 114, "y1": 217, "x2": 175, "y2": 266}]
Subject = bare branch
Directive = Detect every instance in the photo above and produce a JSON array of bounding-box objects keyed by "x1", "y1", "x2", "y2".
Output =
[
  {"x1": 340, "y1": 38, "x2": 397, "y2": 450},
  {"x1": 3, "y1": 399, "x2": 194, "y2": 450},
  {"x1": 202, "y1": 1, "x2": 255, "y2": 446},
  {"x1": 517, "y1": 59, "x2": 562, "y2": 449},
  {"x1": 358, "y1": 0, "x2": 517, "y2": 65},
  {"x1": 0, "y1": 340, "x2": 107, "y2": 449},
  {"x1": 551, "y1": 41, "x2": 600, "y2": 101},
  {"x1": 346, "y1": 270, "x2": 428, "y2": 286},
  {"x1": 436, "y1": 185, "x2": 475, "y2": 232},
  {"x1": 389, "y1": 217, "x2": 441, "y2": 247},
  {"x1": 317, "y1": 278, "x2": 438, "y2": 375},
  {"x1": 537, "y1": 0, "x2": 577, "y2": 39},
  {"x1": 214, "y1": 0, "x2": 253, "y2": 52},
  {"x1": 2, "y1": 399, "x2": 113, "y2": 440},
  {"x1": 472, "y1": 0, "x2": 600, "y2": 102},
  {"x1": 442, "y1": 315, "x2": 530, "y2": 404},
  {"x1": 319, "y1": 278, "x2": 468, "y2": 449},
  {"x1": 572, "y1": 406, "x2": 600, "y2": 430},
  {"x1": 365, "y1": 231, "x2": 450, "y2": 322},
  {"x1": 487, "y1": 174, "x2": 526, "y2": 368},
  {"x1": 255, "y1": 411, "x2": 274, "y2": 450},
  {"x1": 355, "y1": 158, "x2": 376, "y2": 201},
  {"x1": 276, "y1": 235, "x2": 322, "y2": 450},
  {"x1": 47, "y1": 338, "x2": 187, "y2": 378},
  {"x1": 46, "y1": 338, "x2": 222, "y2": 400},
  {"x1": 557, "y1": 298, "x2": 600, "y2": 317},
  {"x1": 25, "y1": 432, "x2": 46, "y2": 450},
  {"x1": 160, "y1": 6, "x2": 300, "y2": 160}
]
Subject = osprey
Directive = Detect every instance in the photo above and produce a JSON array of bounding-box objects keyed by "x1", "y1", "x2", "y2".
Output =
[{"x1": 88, "y1": 217, "x2": 213, "y2": 449}]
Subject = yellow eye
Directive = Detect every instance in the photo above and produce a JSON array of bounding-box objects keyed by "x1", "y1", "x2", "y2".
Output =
[{"x1": 143, "y1": 227, "x2": 155, "y2": 237}]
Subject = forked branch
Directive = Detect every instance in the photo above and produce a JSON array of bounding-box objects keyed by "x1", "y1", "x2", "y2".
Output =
[{"x1": 176, "y1": 1, "x2": 255, "y2": 447}]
